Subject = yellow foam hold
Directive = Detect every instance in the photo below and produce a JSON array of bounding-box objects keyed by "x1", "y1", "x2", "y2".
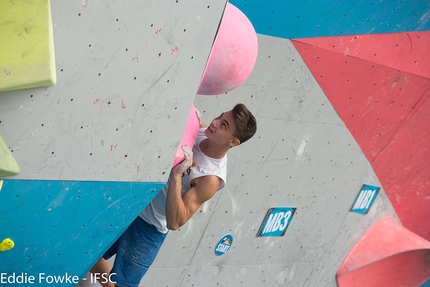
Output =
[
  {"x1": 0, "y1": 136, "x2": 20, "y2": 177},
  {"x1": 0, "y1": 238, "x2": 14, "y2": 252},
  {"x1": 0, "y1": 0, "x2": 56, "y2": 92}
]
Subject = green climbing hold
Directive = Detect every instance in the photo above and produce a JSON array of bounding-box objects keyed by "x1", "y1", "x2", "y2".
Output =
[{"x1": 0, "y1": 136, "x2": 20, "y2": 177}]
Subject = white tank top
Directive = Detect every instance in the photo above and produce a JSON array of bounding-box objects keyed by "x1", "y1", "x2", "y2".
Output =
[{"x1": 140, "y1": 128, "x2": 227, "y2": 233}]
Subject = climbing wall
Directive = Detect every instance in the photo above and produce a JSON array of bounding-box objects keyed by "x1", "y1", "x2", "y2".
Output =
[
  {"x1": 0, "y1": 0, "x2": 226, "y2": 283},
  {"x1": 141, "y1": 0, "x2": 430, "y2": 286},
  {"x1": 139, "y1": 34, "x2": 399, "y2": 287},
  {"x1": 2, "y1": 0, "x2": 429, "y2": 286}
]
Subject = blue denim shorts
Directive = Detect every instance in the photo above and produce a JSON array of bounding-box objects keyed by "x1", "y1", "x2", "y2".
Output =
[{"x1": 102, "y1": 216, "x2": 168, "y2": 287}]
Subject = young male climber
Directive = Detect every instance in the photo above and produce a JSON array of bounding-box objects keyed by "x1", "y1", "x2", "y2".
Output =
[{"x1": 89, "y1": 103, "x2": 257, "y2": 287}]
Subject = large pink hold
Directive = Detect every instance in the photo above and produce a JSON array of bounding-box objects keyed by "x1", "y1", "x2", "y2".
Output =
[
  {"x1": 197, "y1": 3, "x2": 258, "y2": 95},
  {"x1": 336, "y1": 217, "x2": 430, "y2": 287},
  {"x1": 172, "y1": 105, "x2": 200, "y2": 168}
]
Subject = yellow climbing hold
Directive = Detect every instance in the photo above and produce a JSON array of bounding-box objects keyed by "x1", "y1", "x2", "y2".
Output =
[{"x1": 0, "y1": 238, "x2": 14, "y2": 251}]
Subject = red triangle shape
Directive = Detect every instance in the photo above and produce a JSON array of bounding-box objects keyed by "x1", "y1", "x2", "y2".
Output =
[
  {"x1": 295, "y1": 32, "x2": 430, "y2": 79},
  {"x1": 292, "y1": 33, "x2": 430, "y2": 241}
]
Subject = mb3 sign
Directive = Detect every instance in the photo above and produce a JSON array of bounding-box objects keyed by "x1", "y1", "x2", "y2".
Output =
[{"x1": 257, "y1": 207, "x2": 296, "y2": 237}]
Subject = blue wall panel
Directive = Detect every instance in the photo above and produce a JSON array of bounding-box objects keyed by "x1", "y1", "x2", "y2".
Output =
[
  {"x1": 230, "y1": 0, "x2": 430, "y2": 39},
  {"x1": 0, "y1": 179, "x2": 164, "y2": 283},
  {"x1": 421, "y1": 278, "x2": 430, "y2": 287}
]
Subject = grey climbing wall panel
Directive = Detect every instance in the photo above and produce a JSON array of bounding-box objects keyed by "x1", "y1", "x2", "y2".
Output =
[
  {"x1": 0, "y1": 0, "x2": 226, "y2": 183},
  {"x1": 141, "y1": 35, "x2": 398, "y2": 286}
]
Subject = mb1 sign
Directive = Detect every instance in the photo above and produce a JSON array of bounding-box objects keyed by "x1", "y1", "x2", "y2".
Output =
[{"x1": 350, "y1": 184, "x2": 380, "y2": 214}]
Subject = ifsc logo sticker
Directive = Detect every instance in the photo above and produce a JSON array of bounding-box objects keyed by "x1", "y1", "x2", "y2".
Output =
[
  {"x1": 257, "y1": 207, "x2": 296, "y2": 237},
  {"x1": 215, "y1": 234, "x2": 233, "y2": 256}
]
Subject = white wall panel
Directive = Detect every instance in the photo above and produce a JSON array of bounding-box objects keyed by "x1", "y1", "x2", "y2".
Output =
[
  {"x1": 0, "y1": 0, "x2": 226, "y2": 182},
  {"x1": 143, "y1": 35, "x2": 399, "y2": 287}
]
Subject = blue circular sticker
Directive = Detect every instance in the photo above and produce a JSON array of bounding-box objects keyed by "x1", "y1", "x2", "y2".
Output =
[{"x1": 215, "y1": 234, "x2": 233, "y2": 256}]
